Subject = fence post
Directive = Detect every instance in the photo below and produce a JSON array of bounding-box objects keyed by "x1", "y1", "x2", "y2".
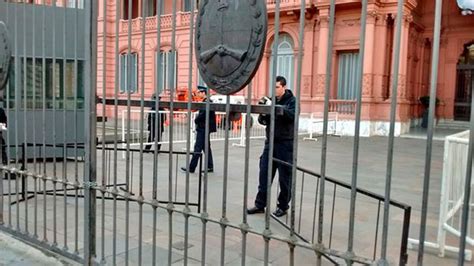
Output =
[
  {"x1": 400, "y1": 206, "x2": 411, "y2": 265},
  {"x1": 84, "y1": 0, "x2": 98, "y2": 265}
]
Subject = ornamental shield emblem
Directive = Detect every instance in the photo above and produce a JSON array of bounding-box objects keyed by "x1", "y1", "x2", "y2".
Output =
[
  {"x1": 0, "y1": 21, "x2": 11, "y2": 93},
  {"x1": 195, "y1": 0, "x2": 267, "y2": 95}
]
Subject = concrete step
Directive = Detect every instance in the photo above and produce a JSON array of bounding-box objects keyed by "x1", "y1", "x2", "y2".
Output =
[{"x1": 436, "y1": 120, "x2": 470, "y2": 130}]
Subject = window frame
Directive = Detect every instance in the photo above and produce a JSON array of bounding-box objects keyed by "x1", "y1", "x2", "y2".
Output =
[{"x1": 119, "y1": 52, "x2": 138, "y2": 94}]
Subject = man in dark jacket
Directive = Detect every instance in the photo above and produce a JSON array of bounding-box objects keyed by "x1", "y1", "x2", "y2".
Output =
[
  {"x1": 181, "y1": 86, "x2": 217, "y2": 173},
  {"x1": 248, "y1": 76, "x2": 296, "y2": 217},
  {"x1": 145, "y1": 94, "x2": 166, "y2": 151}
]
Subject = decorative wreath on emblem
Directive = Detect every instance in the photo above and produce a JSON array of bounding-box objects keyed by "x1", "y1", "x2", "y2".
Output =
[{"x1": 196, "y1": 0, "x2": 266, "y2": 95}]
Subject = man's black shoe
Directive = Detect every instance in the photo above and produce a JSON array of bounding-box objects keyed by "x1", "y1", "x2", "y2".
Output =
[
  {"x1": 202, "y1": 168, "x2": 214, "y2": 173},
  {"x1": 180, "y1": 167, "x2": 194, "y2": 174},
  {"x1": 272, "y1": 208, "x2": 287, "y2": 217},
  {"x1": 247, "y1": 206, "x2": 265, "y2": 215}
]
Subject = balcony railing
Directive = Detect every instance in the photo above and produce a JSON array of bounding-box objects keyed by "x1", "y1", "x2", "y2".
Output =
[
  {"x1": 119, "y1": 0, "x2": 310, "y2": 33},
  {"x1": 329, "y1": 99, "x2": 356, "y2": 115},
  {"x1": 120, "y1": 12, "x2": 193, "y2": 33}
]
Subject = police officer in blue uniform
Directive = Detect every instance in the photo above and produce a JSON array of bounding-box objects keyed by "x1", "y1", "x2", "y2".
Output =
[{"x1": 181, "y1": 86, "x2": 217, "y2": 173}]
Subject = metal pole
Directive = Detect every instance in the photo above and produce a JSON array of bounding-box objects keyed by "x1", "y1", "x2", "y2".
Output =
[
  {"x1": 265, "y1": 0, "x2": 281, "y2": 263},
  {"x1": 83, "y1": 0, "x2": 98, "y2": 264},
  {"x1": 317, "y1": 0, "x2": 336, "y2": 264},
  {"x1": 168, "y1": 1, "x2": 177, "y2": 265},
  {"x1": 51, "y1": 0, "x2": 58, "y2": 247},
  {"x1": 289, "y1": 0, "x2": 306, "y2": 264},
  {"x1": 346, "y1": 1, "x2": 368, "y2": 259},
  {"x1": 241, "y1": 81, "x2": 252, "y2": 266},
  {"x1": 41, "y1": 0, "x2": 48, "y2": 242},
  {"x1": 137, "y1": 0, "x2": 147, "y2": 264},
  {"x1": 184, "y1": 0, "x2": 196, "y2": 264},
  {"x1": 73, "y1": 0, "x2": 80, "y2": 254},
  {"x1": 379, "y1": 0, "x2": 405, "y2": 263},
  {"x1": 152, "y1": 0, "x2": 162, "y2": 263},
  {"x1": 418, "y1": 0, "x2": 443, "y2": 264},
  {"x1": 124, "y1": 0, "x2": 132, "y2": 263},
  {"x1": 99, "y1": 0, "x2": 107, "y2": 262},
  {"x1": 62, "y1": 0, "x2": 69, "y2": 251},
  {"x1": 220, "y1": 95, "x2": 231, "y2": 265}
]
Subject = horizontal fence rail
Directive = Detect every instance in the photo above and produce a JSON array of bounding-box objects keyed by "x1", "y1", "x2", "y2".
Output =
[{"x1": 273, "y1": 157, "x2": 411, "y2": 265}]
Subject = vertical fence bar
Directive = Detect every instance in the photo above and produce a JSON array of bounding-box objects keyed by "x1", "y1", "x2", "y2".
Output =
[
  {"x1": 112, "y1": 0, "x2": 121, "y2": 263},
  {"x1": 22, "y1": 0, "x2": 28, "y2": 235},
  {"x1": 379, "y1": 0, "x2": 405, "y2": 263},
  {"x1": 51, "y1": 0, "x2": 58, "y2": 247},
  {"x1": 220, "y1": 96, "x2": 231, "y2": 265},
  {"x1": 241, "y1": 81, "x2": 253, "y2": 266},
  {"x1": 41, "y1": 0, "x2": 48, "y2": 243},
  {"x1": 418, "y1": 0, "x2": 443, "y2": 264},
  {"x1": 73, "y1": 0, "x2": 80, "y2": 255},
  {"x1": 400, "y1": 206, "x2": 411, "y2": 265},
  {"x1": 298, "y1": 173, "x2": 304, "y2": 234},
  {"x1": 168, "y1": 0, "x2": 178, "y2": 265},
  {"x1": 62, "y1": 0, "x2": 69, "y2": 251},
  {"x1": 124, "y1": 0, "x2": 132, "y2": 263},
  {"x1": 184, "y1": 0, "x2": 196, "y2": 264},
  {"x1": 5, "y1": 0, "x2": 11, "y2": 230},
  {"x1": 100, "y1": 0, "x2": 108, "y2": 263},
  {"x1": 288, "y1": 0, "x2": 306, "y2": 264},
  {"x1": 32, "y1": 0, "x2": 38, "y2": 240},
  {"x1": 138, "y1": 0, "x2": 147, "y2": 264},
  {"x1": 328, "y1": 184, "x2": 336, "y2": 248},
  {"x1": 346, "y1": 0, "x2": 368, "y2": 260},
  {"x1": 317, "y1": 0, "x2": 336, "y2": 264},
  {"x1": 152, "y1": 0, "x2": 162, "y2": 263},
  {"x1": 201, "y1": 74, "x2": 210, "y2": 266},
  {"x1": 83, "y1": 0, "x2": 98, "y2": 264},
  {"x1": 458, "y1": 49, "x2": 474, "y2": 266},
  {"x1": 265, "y1": 0, "x2": 281, "y2": 263},
  {"x1": 373, "y1": 201, "x2": 381, "y2": 260},
  {"x1": 13, "y1": 0, "x2": 20, "y2": 232}
]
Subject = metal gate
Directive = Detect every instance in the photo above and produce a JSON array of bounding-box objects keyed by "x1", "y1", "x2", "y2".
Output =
[{"x1": 1, "y1": 0, "x2": 473, "y2": 265}]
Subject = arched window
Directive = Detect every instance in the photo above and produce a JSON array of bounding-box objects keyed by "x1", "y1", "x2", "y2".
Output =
[
  {"x1": 119, "y1": 52, "x2": 138, "y2": 93},
  {"x1": 269, "y1": 33, "x2": 295, "y2": 92}
]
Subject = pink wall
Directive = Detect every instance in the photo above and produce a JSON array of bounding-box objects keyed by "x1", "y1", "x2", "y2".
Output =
[{"x1": 97, "y1": 0, "x2": 474, "y2": 122}]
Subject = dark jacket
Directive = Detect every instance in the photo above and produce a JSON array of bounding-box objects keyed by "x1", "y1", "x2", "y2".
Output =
[
  {"x1": 147, "y1": 105, "x2": 166, "y2": 135},
  {"x1": 0, "y1": 108, "x2": 6, "y2": 125},
  {"x1": 195, "y1": 98, "x2": 217, "y2": 133},
  {"x1": 258, "y1": 89, "x2": 296, "y2": 142}
]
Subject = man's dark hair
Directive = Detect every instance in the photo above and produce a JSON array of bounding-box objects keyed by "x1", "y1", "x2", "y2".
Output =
[{"x1": 276, "y1": 76, "x2": 287, "y2": 87}]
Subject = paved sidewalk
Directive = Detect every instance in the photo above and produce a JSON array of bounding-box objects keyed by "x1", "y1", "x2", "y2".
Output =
[
  {"x1": 1, "y1": 130, "x2": 471, "y2": 265},
  {"x1": 0, "y1": 231, "x2": 74, "y2": 265}
]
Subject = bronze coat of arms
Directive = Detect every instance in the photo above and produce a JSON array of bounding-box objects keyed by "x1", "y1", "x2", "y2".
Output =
[{"x1": 195, "y1": 0, "x2": 267, "y2": 95}]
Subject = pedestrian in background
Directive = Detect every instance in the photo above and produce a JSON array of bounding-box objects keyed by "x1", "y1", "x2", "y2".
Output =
[
  {"x1": 145, "y1": 94, "x2": 166, "y2": 151},
  {"x1": 181, "y1": 86, "x2": 217, "y2": 173}
]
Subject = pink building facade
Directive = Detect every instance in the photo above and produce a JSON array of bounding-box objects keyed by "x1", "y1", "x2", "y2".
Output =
[{"x1": 97, "y1": 0, "x2": 474, "y2": 136}]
